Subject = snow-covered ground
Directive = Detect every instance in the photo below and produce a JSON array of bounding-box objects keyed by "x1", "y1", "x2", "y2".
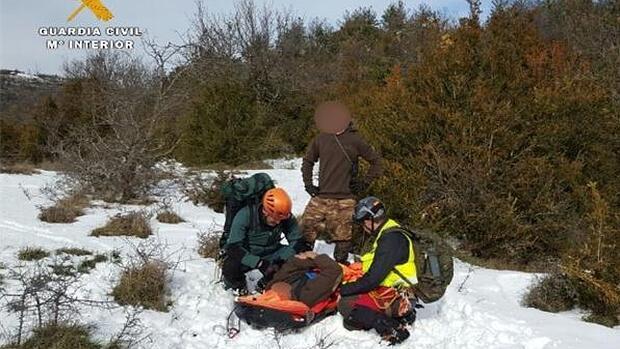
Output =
[{"x1": 1, "y1": 161, "x2": 619, "y2": 349}]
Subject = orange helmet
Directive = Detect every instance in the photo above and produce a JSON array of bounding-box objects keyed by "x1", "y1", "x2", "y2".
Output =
[{"x1": 262, "y1": 188, "x2": 292, "y2": 220}]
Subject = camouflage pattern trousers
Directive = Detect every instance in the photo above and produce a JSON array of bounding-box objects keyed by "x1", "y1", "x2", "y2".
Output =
[{"x1": 301, "y1": 196, "x2": 356, "y2": 263}]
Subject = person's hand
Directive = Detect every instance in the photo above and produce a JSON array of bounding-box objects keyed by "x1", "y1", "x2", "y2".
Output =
[
  {"x1": 258, "y1": 259, "x2": 281, "y2": 278},
  {"x1": 305, "y1": 185, "x2": 319, "y2": 197},
  {"x1": 296, "y1": 251, "x2": 318, "y2": 259}
]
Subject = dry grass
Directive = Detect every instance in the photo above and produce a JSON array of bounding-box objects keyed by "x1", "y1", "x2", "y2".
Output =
[
  {"x1": 197, "y1": 231, "x2": 221, "y2": 259},
  {"x1": 156, "y1": 210, "x2": 185, "y2": 224},
  {"x1": 17, "y1": 247, "x2": 50, "y2": 261},
  {"x1": 0, "y1": 323, "x2": 106, "y2": 349},
  {"x1": 91, "y1": 212, "x2": 152, "y2": 238},
  {"x1": 112, "y1": 261, "x2": 169, "y2": 311},
  {"x1": 0, "y1": 162, "x2": 40, "y2": 175},
  {"x1": 38, "y1": 193, "x2": 90, "y2": 223}
]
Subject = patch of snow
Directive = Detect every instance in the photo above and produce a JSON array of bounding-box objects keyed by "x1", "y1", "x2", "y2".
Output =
[
  {"x1": 1, "y1": 161, "x2": 619, "y2": 348},
  {"x1": 15, "y1": 72, "x2": 43, "y2": 80},
  {"x1": 264, "y1": 157, "x2": 304, "y2": 170}
]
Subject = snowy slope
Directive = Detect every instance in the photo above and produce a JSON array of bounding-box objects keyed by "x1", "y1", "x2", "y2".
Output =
[{"x1": 1, "y1": 162, "x2": 619, "y2": 349}]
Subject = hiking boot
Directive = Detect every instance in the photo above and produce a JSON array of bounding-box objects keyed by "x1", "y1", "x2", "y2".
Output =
[
  {"x1": 224, "y1": 278, "x2": 248, "y2": 296},
  {"x1": 255, "y1": 278, "x2": 268, "y2": 293},
  {"x1": 231, "y1": 286, "x2": 249, "y2": 296},
  {"x1": 374, "y1": 318, "x2": 409, "y2": 346},
  {"x1": 382, "y1": 326, "x2": 410, "y2": 346}
]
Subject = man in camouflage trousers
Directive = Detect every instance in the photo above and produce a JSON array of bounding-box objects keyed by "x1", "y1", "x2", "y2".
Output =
[{"x1": 301, "y1": 101, "x2": 382, "y2": 263}]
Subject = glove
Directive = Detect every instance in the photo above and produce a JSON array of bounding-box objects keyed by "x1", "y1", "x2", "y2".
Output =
[
  {"x1": 305, "y1": 185, "x2": 319, "y2": 197},
  {"x1": 257, "y1": 259, "x2": 281, "y2": 278}
]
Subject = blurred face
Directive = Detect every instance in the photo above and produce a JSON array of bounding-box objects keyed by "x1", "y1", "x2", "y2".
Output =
[{"x1": 314, "y1": 101, "x2": 352, "y2": 134}]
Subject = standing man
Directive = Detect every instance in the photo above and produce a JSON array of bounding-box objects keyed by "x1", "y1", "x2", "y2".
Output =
[{"x1": 301, "y1": 101, "x2": 382, "y2": 263}]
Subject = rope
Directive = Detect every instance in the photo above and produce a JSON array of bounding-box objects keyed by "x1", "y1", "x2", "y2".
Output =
[{"x1": 226, "y1": 305, "x2": 241, "y2": 339}]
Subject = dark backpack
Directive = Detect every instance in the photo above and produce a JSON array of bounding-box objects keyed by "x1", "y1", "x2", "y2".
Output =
[
  {"x1": 218, "y1": 173, "x2": 275, "y2": 248},
  {"x1": 385, "y1": 227, "x2": 455, "y2": 304}
]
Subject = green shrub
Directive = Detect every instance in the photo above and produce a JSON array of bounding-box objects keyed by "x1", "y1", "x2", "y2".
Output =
[
  {"x1": 524, "y1": 184, "x2": 620, "y2": 327},
  {"x1": 1, "y1": 324, "x2": 105, "y2": 349},
  {"x1": 182, "y1": 171, "x2": 235, "y2": 213},
  {"x1": 17, "y1": 247, "x2": 50, "y2": 261},
  {"x1": 55, "y1": 247, "x2": 93, "y2": 256},
  {"x1": 0, "y1": 119, "x2": 46, "y2": 165},
  {"x1": 522, "y1": 273, "x2": 578, "y2": 313},
  {"x1": 348, "y1": 4, "x2": 619, "y2": 267},
  {"x1": 77, "y1": 254, "x2": 108, "y2": 274}
]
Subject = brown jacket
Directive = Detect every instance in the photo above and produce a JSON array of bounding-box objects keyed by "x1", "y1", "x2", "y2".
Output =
[
  {"x1": 267, "y1": 254, "x2": 342, "y2": 307},
  {"x1": 302, "y1": 125, "x2": 382, "y2": 199}
]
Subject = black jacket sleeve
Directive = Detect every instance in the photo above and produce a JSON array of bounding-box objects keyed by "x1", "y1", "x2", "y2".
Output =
[
  {"x1": 356, "y1": 134, "x2": 383, "y2": 183},
  {"x1": 302, "y1": 137, "x2": 319, "y2": 188},
  {"x1": 340, "y1": 232, "x2": 409, "y2": 296}
]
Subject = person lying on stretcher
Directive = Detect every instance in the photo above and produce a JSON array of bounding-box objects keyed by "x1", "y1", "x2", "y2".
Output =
[
  {"x1": 265, "y1": 251, "x2": 342, "y2": 307},
  {"x1": 233, "y1": 251, "x2": 343, "y2": 331}
]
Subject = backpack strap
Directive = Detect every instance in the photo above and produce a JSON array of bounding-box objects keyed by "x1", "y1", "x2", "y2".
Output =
[
  {"x1": 248, "y1": 201, "x2": 260, "y2": 234},
  {"x1": 383, "y1": 227, "x2": 444, "y2": 286}
]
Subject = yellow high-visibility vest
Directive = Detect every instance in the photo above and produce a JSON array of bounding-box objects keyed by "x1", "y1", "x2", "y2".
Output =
[{"x1": 361, "y1": 219, "x2": 417, "y2": 287}]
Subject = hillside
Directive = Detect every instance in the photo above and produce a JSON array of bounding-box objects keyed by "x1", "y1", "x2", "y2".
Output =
[{"x1": 0, "y1": 69, "x2": 63, "y2": 122}]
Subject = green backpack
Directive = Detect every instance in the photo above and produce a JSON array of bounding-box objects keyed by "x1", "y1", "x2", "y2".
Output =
[
  {"x1": 386, "y1": 227, "x2": 455, "y2": 303},
  {"x1": 219, "y1": 173, "x2": 275, "y2": 248}
]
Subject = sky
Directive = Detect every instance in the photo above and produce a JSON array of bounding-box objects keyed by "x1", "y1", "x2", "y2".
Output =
[{"x1": 0, "y1": 0, "x2": 492, "y2": 75}]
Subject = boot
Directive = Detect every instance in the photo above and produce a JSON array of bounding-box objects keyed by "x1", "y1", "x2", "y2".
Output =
[
  {"x1": 382, "y1": 326, "x2": 410, "y2": 346},
  {"x1": 397, "y1": 309, "x2": 416, "y2": 326},
  {"x1": 374, "y1": 318, "x2": 410, "y2": 346},
  {"x1": 334, "y1": 241, "x2": 352, "y2": 264},
  {"x1": 223, "y1": 278, "x2": 248, "y2": 296}
]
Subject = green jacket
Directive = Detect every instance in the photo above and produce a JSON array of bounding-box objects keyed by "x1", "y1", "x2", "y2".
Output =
[{"x1": 225, "y1": 205, "x2": 302, "y2": 268}]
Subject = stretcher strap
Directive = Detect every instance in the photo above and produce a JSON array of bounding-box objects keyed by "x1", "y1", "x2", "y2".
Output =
[{"x1": 227, "y1": 305, "x2": 241, "y2": 338}]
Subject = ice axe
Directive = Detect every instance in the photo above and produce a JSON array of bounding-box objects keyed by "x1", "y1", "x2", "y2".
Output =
[{"x1": 67, "y1": 0, "x2": 114, "y2": 22}]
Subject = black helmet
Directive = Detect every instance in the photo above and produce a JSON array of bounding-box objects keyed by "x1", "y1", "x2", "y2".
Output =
[{"x1": 353, "y1": 196, "x2": 386, "y2": 223}]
